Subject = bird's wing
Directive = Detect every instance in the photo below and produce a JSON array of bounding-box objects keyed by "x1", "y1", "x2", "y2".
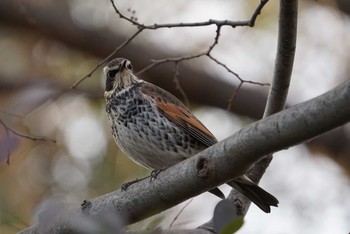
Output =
[{"x1": 139, "y1": 82, "x2": 218, "y2": 147}]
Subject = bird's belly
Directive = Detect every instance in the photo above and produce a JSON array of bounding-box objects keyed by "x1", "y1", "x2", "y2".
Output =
[
  {"x1": 109, "y1": 112, "x2": 204, "y2": 170},
  {"x1": 112, "y1": 123, "x2": 188, "y2": 169}
]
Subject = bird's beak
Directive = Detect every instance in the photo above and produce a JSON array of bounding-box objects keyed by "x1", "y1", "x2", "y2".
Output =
[{"x1": 103, "y1": 66, "x2": 109, "y2": 76}]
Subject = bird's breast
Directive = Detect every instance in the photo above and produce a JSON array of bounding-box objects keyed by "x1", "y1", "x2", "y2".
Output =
[{"x1": 105, "y1": 88, "x2": 206, "y2": 169}]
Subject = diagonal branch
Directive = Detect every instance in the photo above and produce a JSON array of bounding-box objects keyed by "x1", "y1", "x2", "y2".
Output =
[
  {"x1": 71, "y1": 29, "x2": 143, "y2": 89},
  {"x1": 19, "y1": 80, "x2": 350, "y2": 234},
  {"x1": 0, "y1": 118, "x2": 56, "y2": 164},
  {"x1": 0, "y1": 118, "x2": 56, "y2": 143}
]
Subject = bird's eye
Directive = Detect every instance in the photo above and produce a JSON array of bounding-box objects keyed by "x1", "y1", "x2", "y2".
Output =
[
  {"x1": 126, "y1": 61, "x2": 133, "y2": 70},
  {"x1": 105, "y1": 69, "x2": 119, "y2": 91},
  {"x1": 107, "y1": 69, "x2": 118, "y2": 78},
  {"x1": 105, "y1": 76, "x2": 114, "y2": 91}
]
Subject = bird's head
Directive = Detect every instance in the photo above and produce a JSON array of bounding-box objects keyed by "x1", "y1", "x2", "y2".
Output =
[{"x1": 103, "y1": 58, "x2": 139, "y2": 98}]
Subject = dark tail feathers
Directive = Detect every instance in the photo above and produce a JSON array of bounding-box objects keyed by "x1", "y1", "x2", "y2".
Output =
[{"x1": 227, "y1": 176, "x2": 279, "y2": 213}]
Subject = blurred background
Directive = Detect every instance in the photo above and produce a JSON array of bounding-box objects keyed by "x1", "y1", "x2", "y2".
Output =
[{"x1": 0, "y1": 0, "x2": 350, "y2": 233}]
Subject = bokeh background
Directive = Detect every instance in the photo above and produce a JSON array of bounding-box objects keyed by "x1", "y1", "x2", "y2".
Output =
[{"x1": 1, "y1": 0, "x2": 350, "y2": 233}]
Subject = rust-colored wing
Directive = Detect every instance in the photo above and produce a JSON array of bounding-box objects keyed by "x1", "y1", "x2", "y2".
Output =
[{"x1": 139, "y1": 82, "x2": 218, "y2": 147}]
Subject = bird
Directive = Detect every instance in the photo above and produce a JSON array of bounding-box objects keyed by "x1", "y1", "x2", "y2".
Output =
[{"x1": 103, "y1": 58, "x2": 279, "y2": 213}]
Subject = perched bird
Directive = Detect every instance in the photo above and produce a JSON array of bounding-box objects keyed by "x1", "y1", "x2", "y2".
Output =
[{"x1": 103, "y1": 58, "x2": 278, "y2": 213}]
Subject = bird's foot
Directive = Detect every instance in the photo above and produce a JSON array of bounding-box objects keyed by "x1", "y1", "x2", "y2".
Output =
[
  {"x1": 150, "y1": 168, "x2": 167, "y2": 181},
  {"x1": 121, "y1": 178, "x2": 142, "y2": 190},
  {"x1": 121, "y1": 168, "x2": 168, "y2": 189}
]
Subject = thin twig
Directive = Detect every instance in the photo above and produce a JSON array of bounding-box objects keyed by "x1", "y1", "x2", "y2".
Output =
[
  {"x1": 0, "y1": 118, "x2": 56, "y2": 143},
  {"x1": 136, "y1": 53, "x2": 204, "y2": 76},
  {"x1": 172, "y1": 62, "x2": 190, "y2": 108},
  {"x1": 227, "y1": 82, "x2": 244, "y2": 111},
  {"x1": 207, "y1": 25, "x2": 222, "y2": 54},
  {"x1": 207, "y1": 54, "x2": 242, "y2": 81},
  {"x1": 136, "y1": 26, "x2": 223, "y2": 76},
  {"x1": 249, "y1": 0, "x2": 270, "y2": 27},
  {"x1": 73, "y1": 0, "x2": 270, "y2": 89},
  {"x1": 169, "y1": 199, "x2": 193, "y2": 229},
  {"x1": 110, "y1": 0, "x2": 269, "y2": 29},
  {"x1": 136, "y1": 22, "x2": 268, "y2": 110},
  {"x1": 71, "y1": 29, "x2": 143, "y2": 89}
]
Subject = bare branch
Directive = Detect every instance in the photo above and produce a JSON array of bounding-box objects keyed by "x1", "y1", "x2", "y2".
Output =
[
  {"x1": 71, "y1": 28, "x2": 143, "y2": 89},
  {"x1": 249, "y1": 0, "x2": 270, "y2": 27},
  {"x1": 80, "y1": 0, "x2": 270, "y2": 90},
  {"x1": 263, "y1": 0, "x2": 298, "y2": 117},
  {"x1": 226, "y1": 82, "x2": 244, "y2": 111},
  {"x1": 135, "y1": 24, "x2": 269, "y2": 111},
  {"x1": 0, "y1": 118, "x2": 56, "y2": 143},
  {"x1": 135, "y1": 25, "x2": 222, "y2": 76},
  {"x1": 110, "y1": 0, "x2": 269, "y2": 29},
  {"x1": 19, "y1": 80, "x2": 350, "y2": 234},
  {"x1": 232, "y1": 0, "x2": 299, "y2": 215},
  {"x1": 169, "y1": 199, "x2": 193, "y2": 229},
  {"x1": 136, "y1": 53, "x2": 205, "y2": 76},
  {"x1": 0, "y1": 118, "x2": 56, "y2": 164},
  {"x1": 0, "y1": 0, "x2": 271, "y2": 119},
  {"x1": 85, "y1": 0, "x2": 271, "y2": 94}
]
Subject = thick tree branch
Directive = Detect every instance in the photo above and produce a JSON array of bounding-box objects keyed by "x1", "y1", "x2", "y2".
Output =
[
  {"x1": 254, "y1": 0, "x2": 297, "y2": 191},
  {"x1": 19, "y1": 80, "x2": 350, "y2": 234},
  {"x1": 227, "y1": 0, "x2": 299, "y2": 215},
  {"x1": 253, "y1": 0, "x2": 298, "y2": 181},
  {"x1": 264, "y1": 0, "x2": 298, "y2": 117}
]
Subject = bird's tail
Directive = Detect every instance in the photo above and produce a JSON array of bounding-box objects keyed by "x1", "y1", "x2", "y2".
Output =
[
  {"x1": 227, "y1": 175, "x2": 279, "y2": 213},
  {"x1": 209, "y1": 187, "x2": 225, "y2": 199}
]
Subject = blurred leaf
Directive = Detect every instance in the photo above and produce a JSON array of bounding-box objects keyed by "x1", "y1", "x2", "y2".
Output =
[
  {"x1": 220, "y1": 217, "x2": 244, "y2": 234},
  {"x1": 213, "y1": 199, "x2": 244, "y2": 234}
]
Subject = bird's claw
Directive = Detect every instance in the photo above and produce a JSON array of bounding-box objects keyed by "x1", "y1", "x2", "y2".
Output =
[
  {"x1": 150, "y1": 168, "x2": 167, "y2": 181},
  {"x1": 121, "y1": 178, "x2": 140, "y2": 190}
]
